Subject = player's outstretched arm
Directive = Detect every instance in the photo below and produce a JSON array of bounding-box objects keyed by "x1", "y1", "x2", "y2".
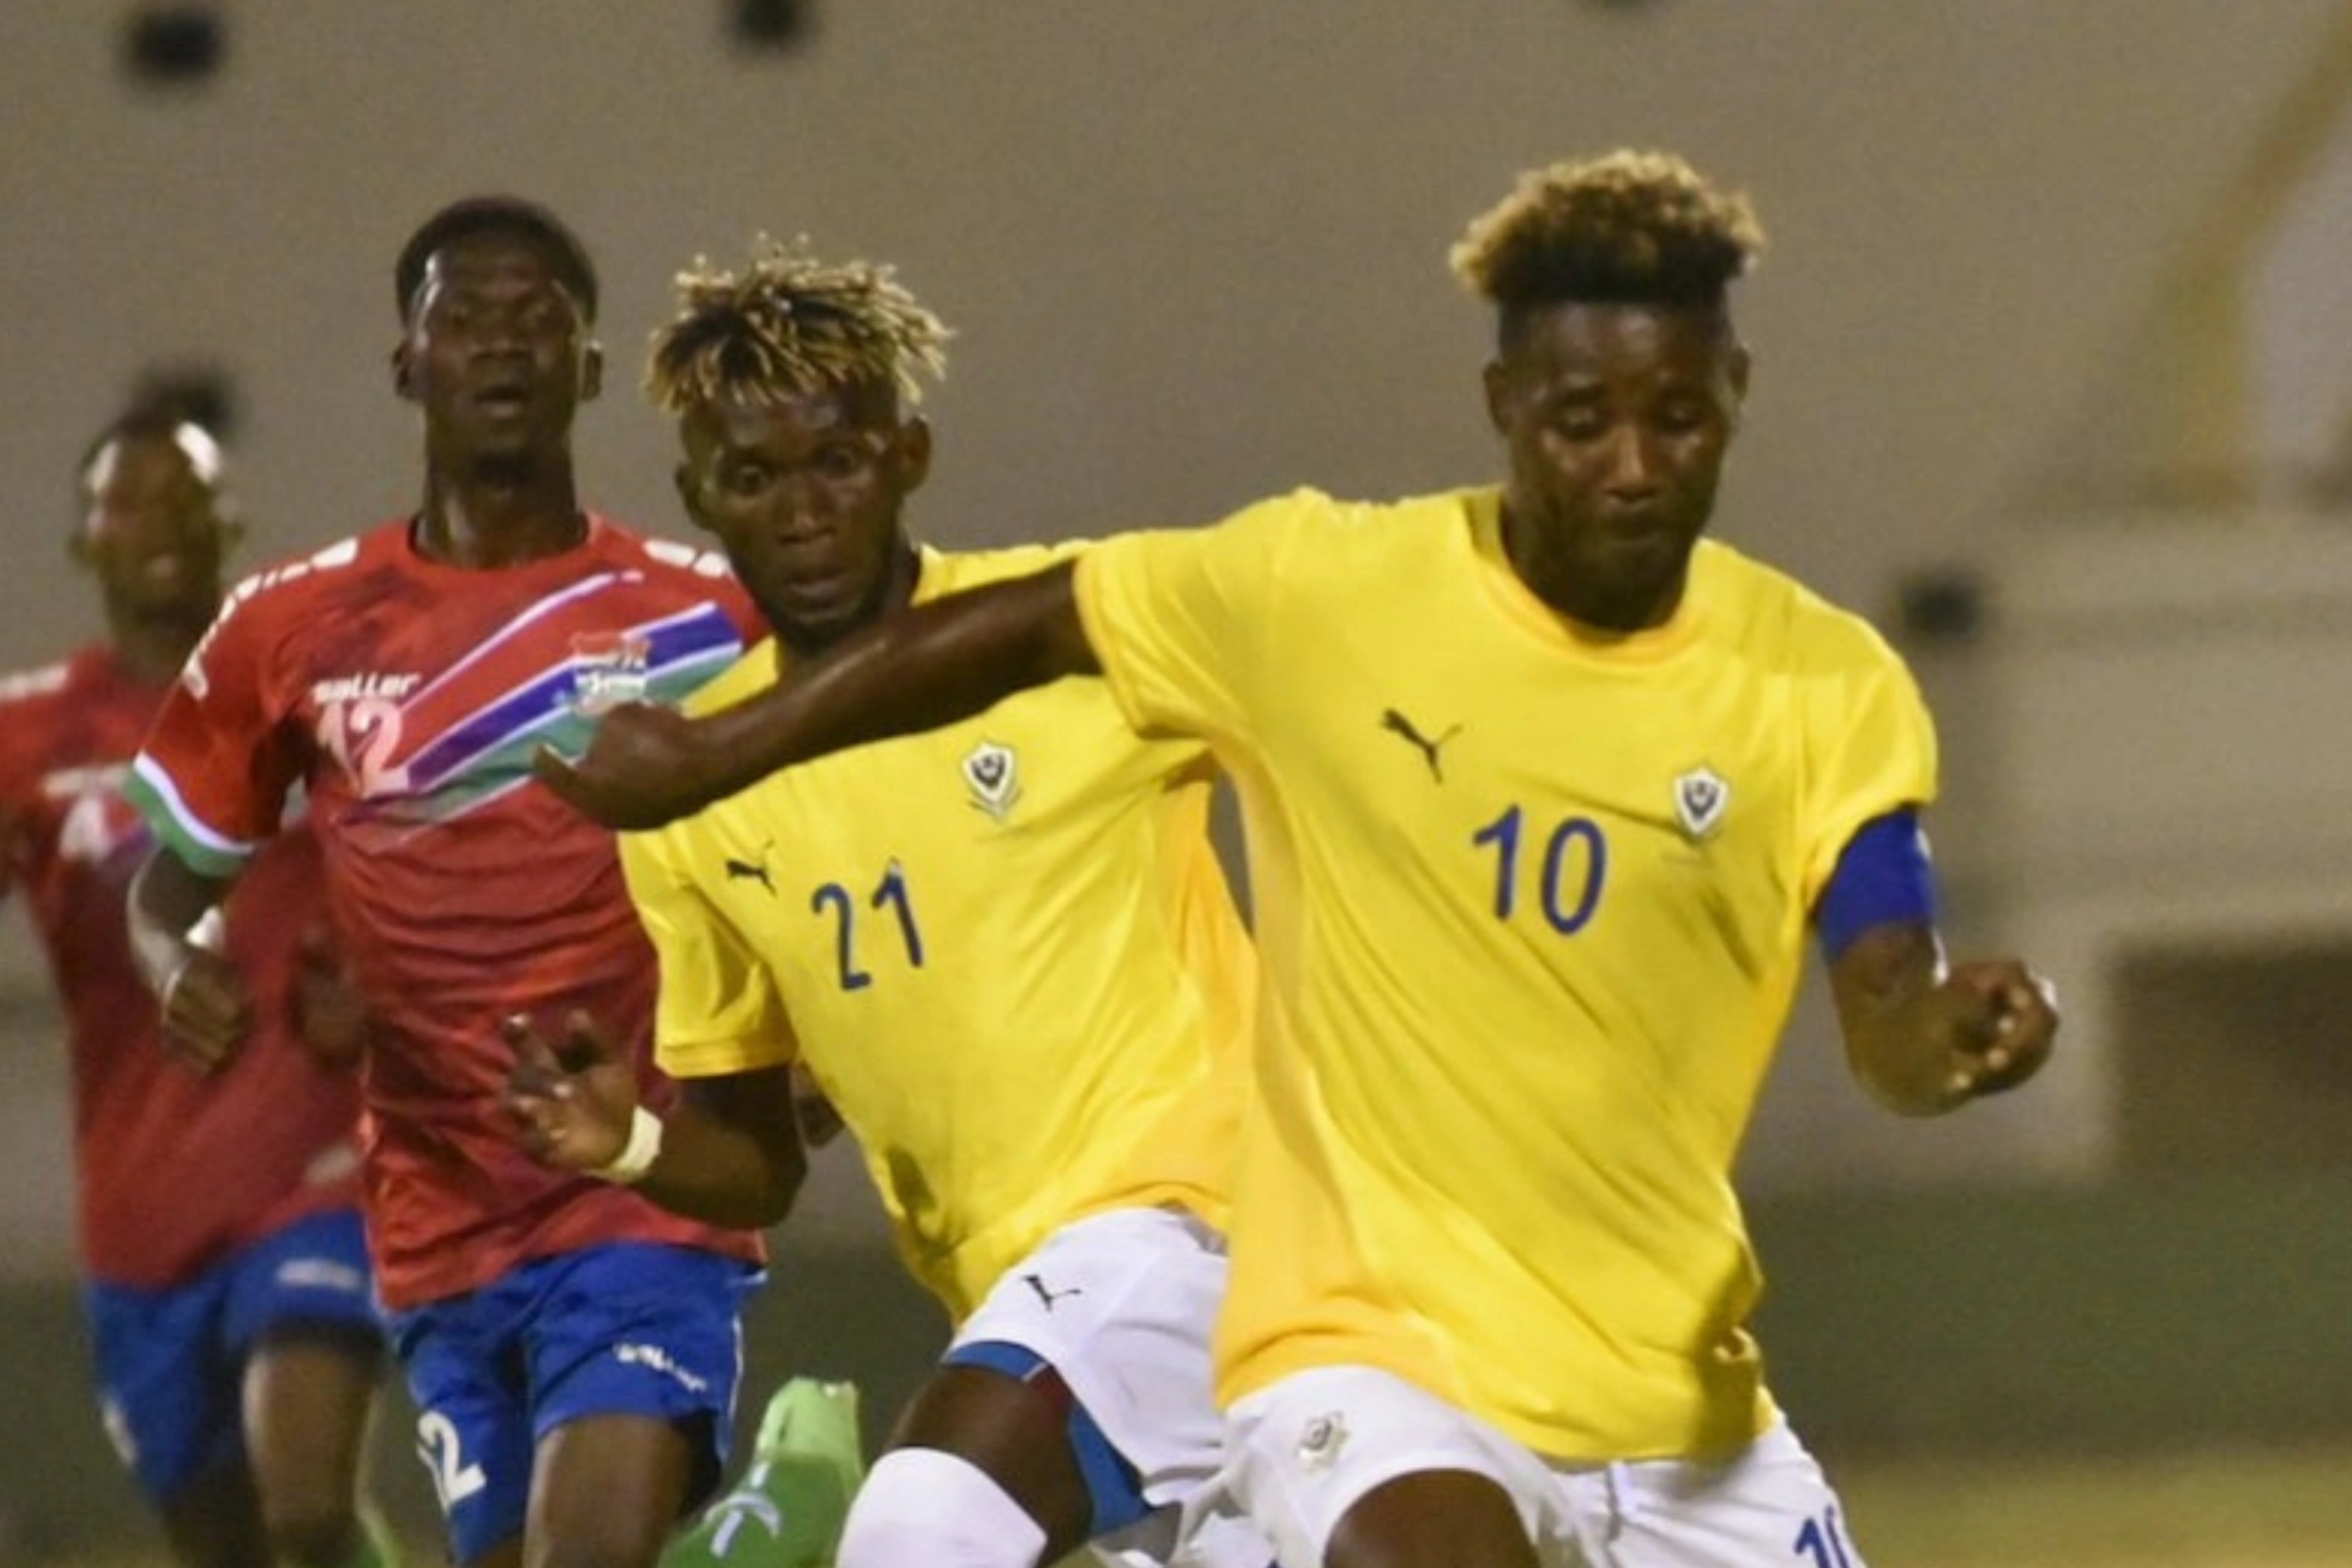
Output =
[
  {"x1": 1829, "y1": 922, "x2": 2060, "y2": 1116},
  {"x1": 503, "y1": 1011, "x2": 808, "y2": 1229},
  {"x1": 127, "y1": 845, "x2": 255, "y2": 1074},
  {"x1": 537, "y1": 563, "x2": 1099, "y2": 830}
]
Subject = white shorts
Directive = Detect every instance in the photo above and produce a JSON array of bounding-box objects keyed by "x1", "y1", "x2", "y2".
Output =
[
  {"x1": 949, "y1": 1206, "x2": 1266, "y2": 1568},
  {"x1": 1225, "y1": 1365, "x2": 1865, "y2": 1568}
]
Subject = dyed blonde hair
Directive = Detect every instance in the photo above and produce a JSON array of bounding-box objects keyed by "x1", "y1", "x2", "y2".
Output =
[
  {"x1": 1450, "y1": 150, "x2": 1764, "y2": 343},
  {"x1": 646, "y1": 237, "x2": 950, "y2": 416}
]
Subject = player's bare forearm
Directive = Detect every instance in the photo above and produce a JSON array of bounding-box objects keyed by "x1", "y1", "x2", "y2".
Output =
[
  {"x1": 127, "y1": 846, "x2": 220, "y2": 992},
  {"x1": 539, "y1": 563, "x2": 1099, "y2": 829},
  {"x1": 1830, "y1": 922, "x2": 2060, "y2": 1116},
  {"x1": 505, "y1": 1020, "x2": 808, "y2": 1229},
  {"x1": 711, "y1": 564, "x2": 1095, "y2": 778},
  {"x1": 638, "y1": 1071, "x2": 811, "y2": 1230}
]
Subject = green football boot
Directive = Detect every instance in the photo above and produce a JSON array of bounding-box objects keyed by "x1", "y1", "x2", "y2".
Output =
[{"x1": 667, "y1": 1377, "x2": 865, "y2": 1568}]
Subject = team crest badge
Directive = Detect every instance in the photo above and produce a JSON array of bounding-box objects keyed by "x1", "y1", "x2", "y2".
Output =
[
  {"x1": 1294, "y1": 1411, "x2": 1348, "y2": 1472},
  {"x1": 570, "y1": 630, "x2": 651, "y2": 713},
  {"x1": 1673, "y1": 765, "x2": 1731, "y2": 840},
  {"x1": 962, "y1": 740, "x2": 1021, "y2": 821}
]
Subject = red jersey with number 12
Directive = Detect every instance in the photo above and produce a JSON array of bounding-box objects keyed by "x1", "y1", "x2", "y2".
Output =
[{"x1": 127, "y1": 514, "x2": 764, "y2": 1307}]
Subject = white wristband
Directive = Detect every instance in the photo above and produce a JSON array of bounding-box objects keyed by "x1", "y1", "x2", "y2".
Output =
[{"x1": 591, "y1": 1106, "x2": 664, "y2": 1185}]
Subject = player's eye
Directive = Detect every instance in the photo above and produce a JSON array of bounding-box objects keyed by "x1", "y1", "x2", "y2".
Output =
[{"x1": 812, "y1": 443, "x2": 872, "y2": 478}]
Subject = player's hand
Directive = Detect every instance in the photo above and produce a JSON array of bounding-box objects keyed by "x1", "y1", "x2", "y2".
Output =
[
  {"x1": 161, "y1": 945, "x2": 256, "y2": 1075},
  {"x1": 502, "y1": 1008, "x2": 640, "y2": 1171},
  {"x1": 1931, "y1": 959, "x2": 2059, "y2": 1103},
  {"x1": 533, "y1": 703, "x2": 722, "y2": 831}
]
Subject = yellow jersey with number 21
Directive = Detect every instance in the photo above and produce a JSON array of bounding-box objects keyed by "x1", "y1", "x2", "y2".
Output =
[{"x1": 623, "y1": 542, "x2": 1252, "y2": 1320}]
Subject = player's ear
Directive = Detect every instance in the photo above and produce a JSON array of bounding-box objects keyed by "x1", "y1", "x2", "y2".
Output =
[
  {"x1": 391, "y1": 340, "x2": 416, "y2": 403},
  {"x1": 1721, "y1": 341, "x2": 1752, "y2": 433},
  {"x1": 1482, "y1": 358, "x2": 1515, "y2": 436},
  {"x1": 891, "y1": 416, "x2": 933, "y2": 496},
  {"x1": 672, "y1": 462, "x2": 714, "y2": 537},
  {"x1": 579, "y1": 339, "x2": 605, "y2": 404}
]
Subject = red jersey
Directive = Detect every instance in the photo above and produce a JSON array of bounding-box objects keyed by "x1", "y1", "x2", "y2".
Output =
[
  {"x1": 0, "y1": 645, "x2": 362, "y2": 1289},
  {"x1": 127, "y1": 515, "x2": 765, "y2": 1308}
]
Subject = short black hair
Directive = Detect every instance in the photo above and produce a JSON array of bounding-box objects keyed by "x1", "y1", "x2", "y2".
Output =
[
  {"x1": 71, "y1": 401, "x2": 235, "y2": 551},
  {"x1": 393, "y1": 195, "x2": 600, "y2": 324}
]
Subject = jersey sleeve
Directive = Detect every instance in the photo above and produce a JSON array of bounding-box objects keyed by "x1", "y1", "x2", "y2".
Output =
[
  {"x1": 1797, "y1": 623, "x2": 1939, "y2": 910},
  {"x1": 0, "y1": 679, "x2": 52, "y2": 808},
  {"x1": 123, "y1": 591, "x2": 306, "y2": 878},
  {"x1": 618, "y1": 824, "x2": 799, "y2": 1079},
  {"x1": 1071, "y1": 490, "x2": 1318, "y2": 744}
]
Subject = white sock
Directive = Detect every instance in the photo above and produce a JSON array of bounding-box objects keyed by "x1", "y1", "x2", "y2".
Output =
[{"x1": 837, "y1": 1446, "x2": 1052, "y2": 1568}]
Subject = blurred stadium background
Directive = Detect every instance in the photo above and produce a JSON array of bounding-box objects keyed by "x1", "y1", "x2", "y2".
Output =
[{"x1": 6, "y1": 3, "x2": 2352, "y2": 1563}]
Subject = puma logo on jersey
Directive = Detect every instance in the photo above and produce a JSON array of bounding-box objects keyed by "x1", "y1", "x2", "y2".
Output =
[
  {"x1": 1379, "y1": 708, "x2": 1460, "y2": 781},
  {"x1": 724, "y1": 846, "x2": 776, "y2": 893},
  {"x1": 1022, "y1": 1273, "x2": 1083, "y2": 1311}
]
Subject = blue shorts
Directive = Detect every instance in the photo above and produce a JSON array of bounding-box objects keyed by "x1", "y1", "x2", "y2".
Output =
[
  {"x1": 84, "y1": 1207, "x2": 381, "y2": 1505},
  {"x1": 388, "y1": 1243, "x2": 762, "y2": 1566}
]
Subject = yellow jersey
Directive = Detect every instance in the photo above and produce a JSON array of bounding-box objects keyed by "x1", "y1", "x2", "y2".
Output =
[
  {"x1": 1073, "y1": 487, "x2": 1936, "y2": 1460},
  {"x1": 624, "y1": 543, "x2": 1252, "y2": 1319}
]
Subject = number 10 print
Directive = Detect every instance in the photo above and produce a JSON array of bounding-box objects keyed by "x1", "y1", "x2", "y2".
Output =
[{"x1": 1472, "y1": 805, "x2": 1607, "y2": 934}]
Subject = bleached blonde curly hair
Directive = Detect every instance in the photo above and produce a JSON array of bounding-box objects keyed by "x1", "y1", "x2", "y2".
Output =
[{"x1": 646, "y1": 237, "x2": 951, "y2": 415}]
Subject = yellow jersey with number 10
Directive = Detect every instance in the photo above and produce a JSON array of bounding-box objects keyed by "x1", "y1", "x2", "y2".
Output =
[
  {"x1": 623, "y1": 543, "x2": 1252, "y2": 1320},
  {"x1": 1073, "y1": 486, "x2": 1936, "y2": 1461}
]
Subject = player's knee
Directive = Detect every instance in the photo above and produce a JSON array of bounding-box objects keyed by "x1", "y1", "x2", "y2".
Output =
[{"x1": 839, "y1": 1448, "x2": 1050, "y2": 1568}]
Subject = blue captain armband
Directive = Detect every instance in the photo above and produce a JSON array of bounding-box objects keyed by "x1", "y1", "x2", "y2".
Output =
[{"x1": 1814, "y1": 809, "x2": 1938, "y2": 962}]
